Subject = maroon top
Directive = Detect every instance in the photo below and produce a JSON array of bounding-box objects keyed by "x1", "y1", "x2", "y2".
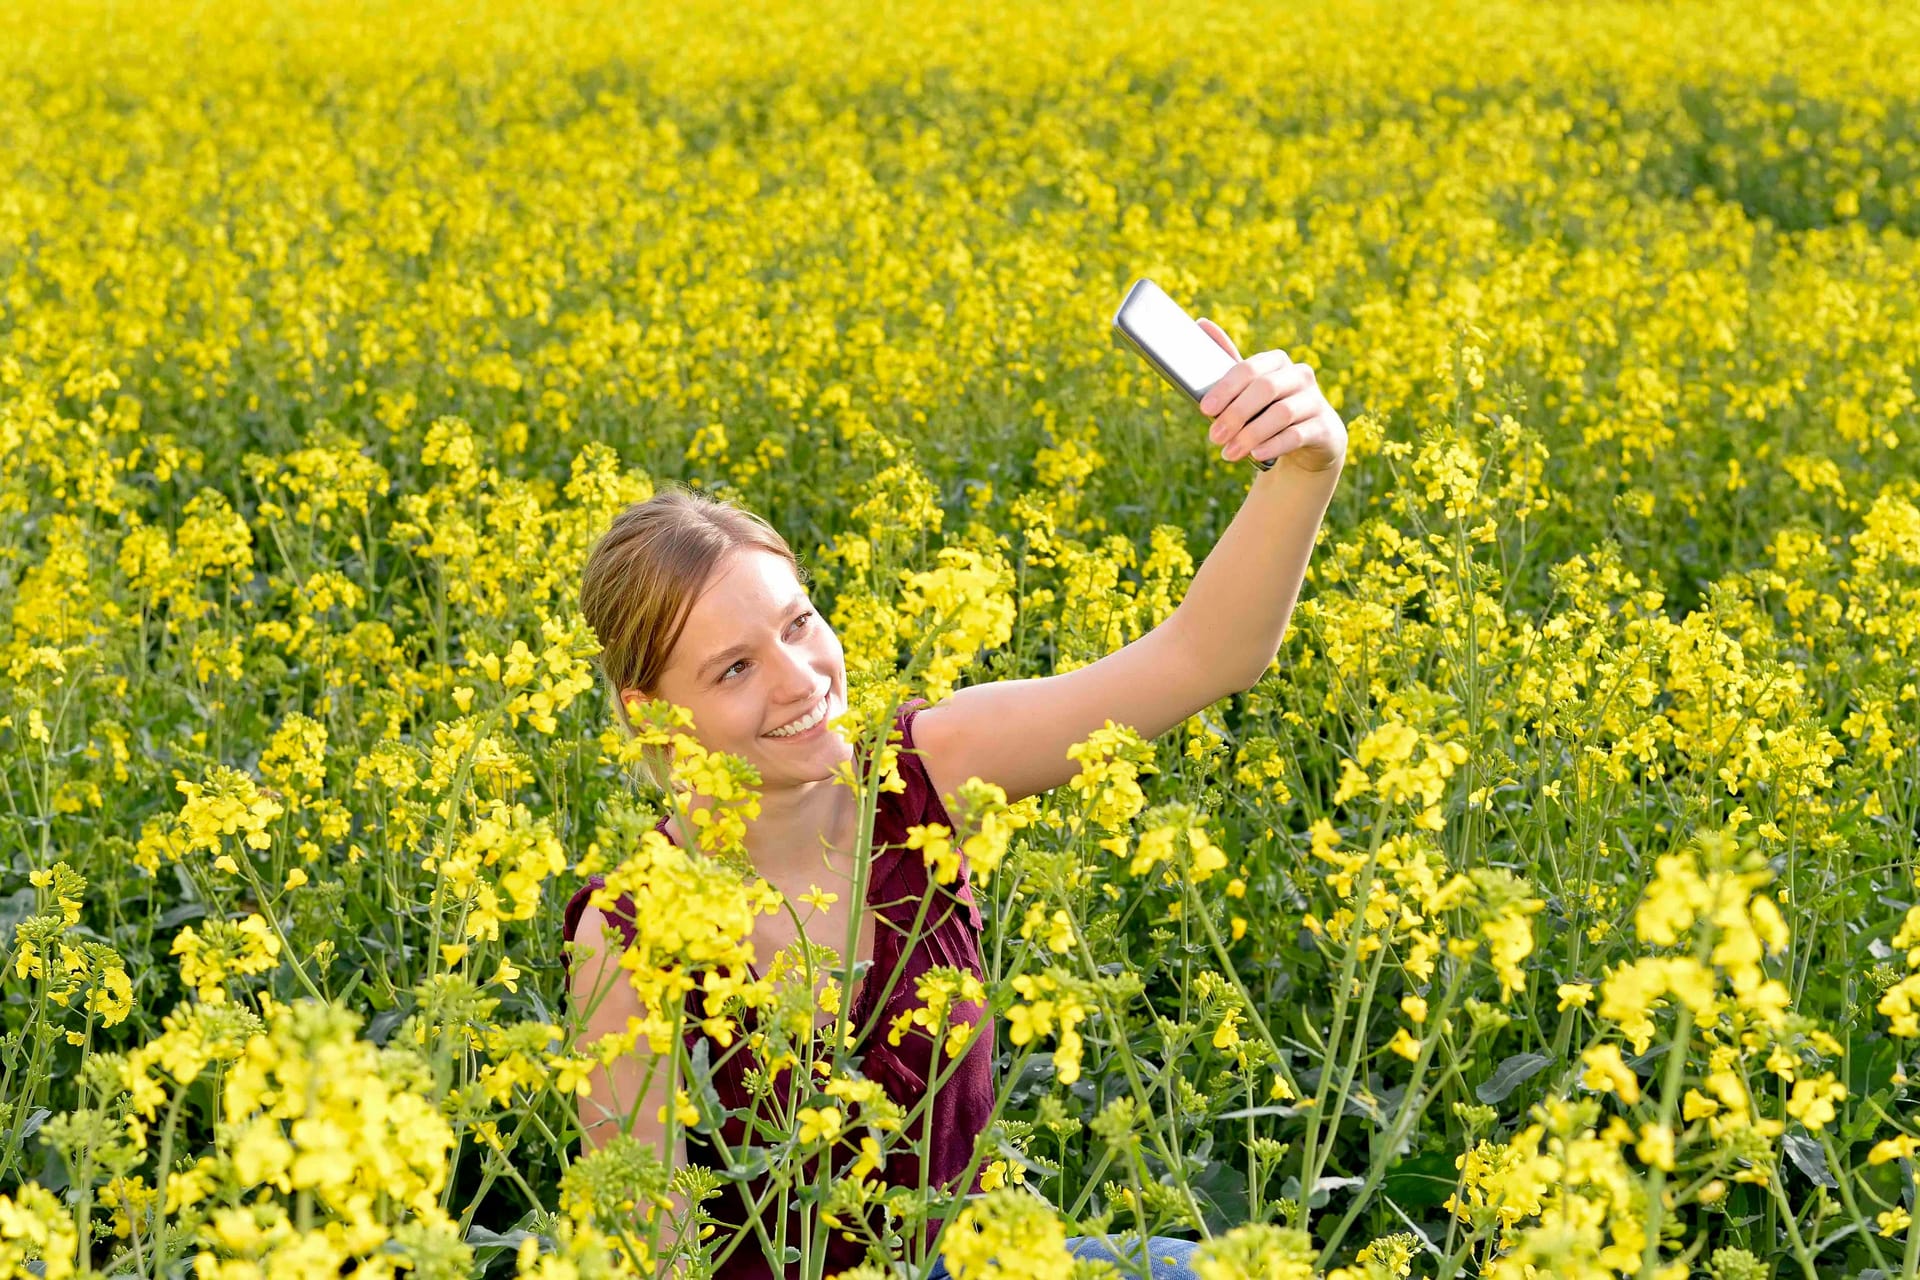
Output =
[{"x1": 560, "y1": 698, "x2": 995, "y2": 1279}]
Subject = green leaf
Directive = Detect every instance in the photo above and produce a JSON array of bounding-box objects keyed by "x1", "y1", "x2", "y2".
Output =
[
  {"x1": 1476, "y1": 1052, "x2": 1552, "y2": 1104},
  {"x1": 1383, "y1": 1151, "x2": 1459, "y2": 1211},
  {"x1": 1782, "y1": 1132, "x2": 1836, "y2": 1189}
]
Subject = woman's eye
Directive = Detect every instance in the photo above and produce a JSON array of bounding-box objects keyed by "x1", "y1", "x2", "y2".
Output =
[{"x1": 721, "y1": 613, "x2": 811, "y2": 683}]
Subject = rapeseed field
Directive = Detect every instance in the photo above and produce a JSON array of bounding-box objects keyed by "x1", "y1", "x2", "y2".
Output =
[{"x1": 5, "y1": 0, "x2": 1920, "y2": 1276}]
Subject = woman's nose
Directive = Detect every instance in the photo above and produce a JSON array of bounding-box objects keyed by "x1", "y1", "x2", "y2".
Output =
[{"x1": 773, "y1": 646, "x2": 819, "y2": 700}]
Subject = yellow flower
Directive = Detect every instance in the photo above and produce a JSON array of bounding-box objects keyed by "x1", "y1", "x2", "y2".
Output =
[
  {"x1": 1785, "y1": 1075, "x2": 1846, "y2": 1131},
  {"x1": 86, "y1": 966, "x2": 134, "y2": 1027},
  {"x1": 941, "y1": 1189, "x2": 1073, "y2": 1280},
  {"x1": 849, "y1": 1135, "x2": 883, "y2": 1181},
  {"x1": 797, "y1": 1106, "x2": 844, "y2": 1145},
  {"x1": 654, "y1": 1090, "x2": 698, "y2": 1128},
  {"x1": 1187, "y1": 825, "x2": 1229, "y2": 883},
  {"x1": 171, "y1": 916, "x2": 282, "y2": 1004},
  {"x1": 1194, "y1": 1224, "x2": 1318, "y2": 1280},
  {"x1": 546, "y1": 1056, "x2": 594, "y2": 1097},
  {"x1": 1870, "y1": 1135, "x2": 1920, "y2": 1165},
  {"x1": 1018, "y1": 903, "x2": 1076, "y2": 954},
  {"x1": 174, "y1": 766, "x2": 284, "y2": 854},
  {"x1": 1880, "y1": 974, "x2": 1920, "y2": 1037},
  {"x1": 1480, "y1": 899, "x2": 1543, "y2": 1000},
  {"x1": 1555, "y1": 982, "x2": 1593, "y2": 1011},
  {"x1": 894, "y1": 546, "x2": 1016, "y2": 701},
  {"x1": 1064, "y1": 721, "x2": 1157, "y2": 834},
  {"x1": 1636, "y1": 1122, "x2": 1675, "y2": 1171},
  {"x1": 1580, "y1": 1044, "x2": 1641, "y2": 1105},
  {"x1": 0, "y1": 1184, "x2": 80, "y2": 1280},
  {"x1": 906, "y1": 823, "x2": 958, "y2": 885},
  {"x1": 492, "y1": 957, "x2": 522, "y2": 993},
  {"x1": 1006, "y1": 972, "x2": 1088, "y2": 1085}
]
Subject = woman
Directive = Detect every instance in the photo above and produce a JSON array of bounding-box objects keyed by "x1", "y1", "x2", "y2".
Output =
[{"x1": 563, "y1": 319, "x2": 1347, "y2": 1280}]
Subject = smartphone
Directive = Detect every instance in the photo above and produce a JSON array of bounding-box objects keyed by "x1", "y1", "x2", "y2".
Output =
[{"x1": 1111, "y1": 277, "x2": 1272, "y2": 471}]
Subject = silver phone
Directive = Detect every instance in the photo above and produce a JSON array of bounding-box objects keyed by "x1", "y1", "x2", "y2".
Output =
[{"x1": 1111, "y1": 277, "x2": 1272, "y2": 471}]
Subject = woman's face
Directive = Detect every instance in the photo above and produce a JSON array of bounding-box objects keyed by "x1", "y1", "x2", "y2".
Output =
[{"x1": 629, "y1": 548, "x2": 851, "y2": 786}]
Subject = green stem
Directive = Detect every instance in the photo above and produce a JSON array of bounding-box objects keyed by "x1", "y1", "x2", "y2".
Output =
[{"x1": 1636, "y1": 1003, "x2": 1694, "y2": 1280}]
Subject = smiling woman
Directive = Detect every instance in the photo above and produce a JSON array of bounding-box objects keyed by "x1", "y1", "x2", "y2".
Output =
[
  {"x1": 570, "y1": 482, "x2": 1018, "y2": 1277},
  {"x1": 577, "y1": 486, "x2": 852, "y2": 797},
  {"x1": 568, "y1": 483, "x2": 1244, "y2": 1280}
]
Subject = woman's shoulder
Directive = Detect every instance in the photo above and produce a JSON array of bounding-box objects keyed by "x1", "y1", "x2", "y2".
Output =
[
  {"x1": 562, "y1": 874, "x2": 638, "y2": 953},
  {"x1": 874, "y1": 696, "x2": 983, "y2": 932},
  {"x1": 888, "y1": 695, "x2": 954, "y2": 831}
]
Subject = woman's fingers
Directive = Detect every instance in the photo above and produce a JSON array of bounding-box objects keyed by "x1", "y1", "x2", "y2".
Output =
[
  {"x1": 1222, "y1": 394, "x2": 1315, "y2": 461},
  {"x1": 1205, "y1": 360, "x2": 1313, "y2": 450},
  {"x1": 1201, "y1": 348, "x2": 1289, "y2": 425}
]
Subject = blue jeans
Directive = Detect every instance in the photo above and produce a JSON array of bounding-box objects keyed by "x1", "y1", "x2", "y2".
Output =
[{"x1": 926, "y1": 1234, "x2": 1199, "y2": 1280}]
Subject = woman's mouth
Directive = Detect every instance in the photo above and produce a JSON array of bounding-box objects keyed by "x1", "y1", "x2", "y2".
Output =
[{"x1": 764, "y1": 693, "x2": 831, "y2": 740}]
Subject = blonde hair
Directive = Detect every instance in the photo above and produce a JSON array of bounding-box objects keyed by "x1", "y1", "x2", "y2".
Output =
[{"x1": 579, "y1": 483, "x2": 809, "y2": 789}]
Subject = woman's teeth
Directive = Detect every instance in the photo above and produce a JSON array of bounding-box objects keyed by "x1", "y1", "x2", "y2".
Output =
[{"x1": 765, "y1": 696, "x2": 828, "y2": 738}]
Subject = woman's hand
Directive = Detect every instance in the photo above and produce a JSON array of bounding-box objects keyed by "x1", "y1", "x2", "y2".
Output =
[{"x1": 1194, "y1": 318, "x2": 1348, "y2": 475}]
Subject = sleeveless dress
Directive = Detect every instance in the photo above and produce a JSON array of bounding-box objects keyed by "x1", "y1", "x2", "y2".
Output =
[{"x1": 560, "y1": 698, "x2": 996, "y2": 1279}]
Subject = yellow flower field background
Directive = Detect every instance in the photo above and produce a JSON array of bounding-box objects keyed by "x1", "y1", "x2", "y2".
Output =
[{"x1": 5, "y1": 0, "x2": 1920, "y2": 1276}]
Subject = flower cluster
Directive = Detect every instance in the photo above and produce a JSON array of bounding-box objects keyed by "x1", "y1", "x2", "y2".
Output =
[{"x1": 584, "y1": 828, "x2": 782, "y2": 1053}]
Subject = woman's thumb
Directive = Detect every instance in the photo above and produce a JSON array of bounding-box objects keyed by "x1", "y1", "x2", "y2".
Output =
[{"x1": 1197, "y1": 316, "x2": 1239, "y2": 358}]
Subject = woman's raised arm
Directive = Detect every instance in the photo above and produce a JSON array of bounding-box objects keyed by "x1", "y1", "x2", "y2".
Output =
[{"x1": 911, "y1": 325, "x2": 1346, "y2": 810}]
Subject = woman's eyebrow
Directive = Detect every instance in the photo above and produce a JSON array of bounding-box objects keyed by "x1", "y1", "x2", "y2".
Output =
[{"x1": 697, "y1": 595, "x2": 809, "y2": 676}]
